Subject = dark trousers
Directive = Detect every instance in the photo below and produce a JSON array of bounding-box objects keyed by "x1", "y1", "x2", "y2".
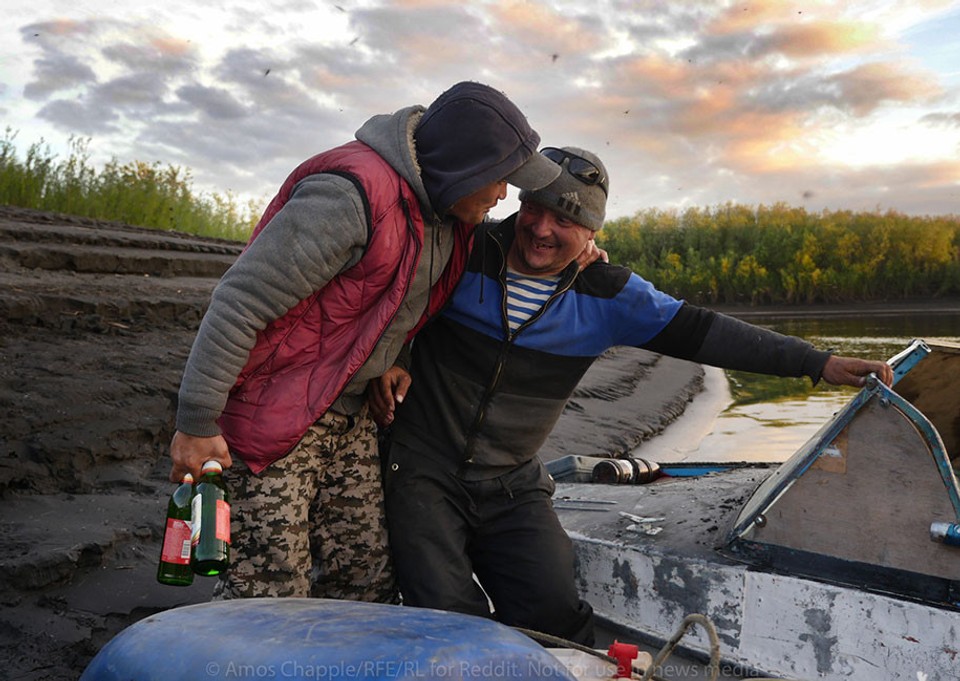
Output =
[{"x1": 384, "y1": 441, "x2": 595, "y2": 646}]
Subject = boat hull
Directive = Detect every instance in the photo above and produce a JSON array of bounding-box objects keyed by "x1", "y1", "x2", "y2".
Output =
[{"x1": 557, "y1": 475, "x2": 960, "y2": 681}]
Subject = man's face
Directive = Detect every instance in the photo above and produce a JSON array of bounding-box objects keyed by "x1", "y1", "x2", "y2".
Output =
[
  {"x1": 448, "y1": 180, "x2": 508, "y2": 225},
  {"x1": 509, "y1": 201, "x2": 595, "y2": 276}
]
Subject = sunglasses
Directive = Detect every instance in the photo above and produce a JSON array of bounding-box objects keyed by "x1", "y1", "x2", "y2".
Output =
[{"x1": 541, "y1": 147, "x2": 608, "y2": 196}]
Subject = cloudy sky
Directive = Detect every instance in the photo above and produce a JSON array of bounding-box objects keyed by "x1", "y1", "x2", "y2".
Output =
[{"x1": 3, "y1": 0, "x2": 960, "y2": 221}]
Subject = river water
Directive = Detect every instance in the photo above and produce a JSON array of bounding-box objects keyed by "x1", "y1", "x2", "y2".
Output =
[{"x1": 634, "y1": 305, "x2": 960, "y2": 463}]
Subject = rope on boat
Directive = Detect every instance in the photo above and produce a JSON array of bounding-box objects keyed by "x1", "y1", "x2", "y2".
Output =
[
  {"x1": 512, "y1": 626, "x2": 666, "y2": 680},
  {"x1": 640, "y1": 613, "x2": 721, "y2": 681},
  {"x1": 512, "y1": 626, "x2": 621, "y2": 662},
  {"x1": 638, "y1": 614, "x2": 805, "y2": 681},
  {"x1": 517, "y1": 615, "x2": 800, "y2": 680}
]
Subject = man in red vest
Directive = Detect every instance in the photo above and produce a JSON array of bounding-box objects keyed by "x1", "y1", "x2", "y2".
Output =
[{"x1": 167, "y1": 82, "x2": 561, "y2": 602}]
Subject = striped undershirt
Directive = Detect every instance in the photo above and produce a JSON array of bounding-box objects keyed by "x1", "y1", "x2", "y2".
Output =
[{"x1": 505, "y1": 269, "x2": 561, "y2": 333}]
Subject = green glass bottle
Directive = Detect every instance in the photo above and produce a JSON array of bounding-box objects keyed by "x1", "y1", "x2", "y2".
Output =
[
  {"x1": 191, "y1": 460, "x2": 230, "y2": 576},
  {"x1": 157, "y1": 473, "x2": 195, "y2": 586}
]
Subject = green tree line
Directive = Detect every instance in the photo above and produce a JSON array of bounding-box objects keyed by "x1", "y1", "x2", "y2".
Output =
[
  {"x1": 597, "y1": 202, "x2": 960, "y2": 305},
  {"x1": 4, "y1": 130, "x2": 959, "y2": 302},
  {"x1": 0, "y1": 130, "x2": 260, "y2": 241}
]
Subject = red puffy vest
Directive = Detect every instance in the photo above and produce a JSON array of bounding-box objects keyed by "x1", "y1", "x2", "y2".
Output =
[{"x1": 218, "y1": 141, "x2": 472, "y2": 473}]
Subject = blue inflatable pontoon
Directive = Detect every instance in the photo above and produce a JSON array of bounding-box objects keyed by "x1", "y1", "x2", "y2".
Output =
[{"x1": 80, "y1": 598, "x2": 578, "y2": 681}]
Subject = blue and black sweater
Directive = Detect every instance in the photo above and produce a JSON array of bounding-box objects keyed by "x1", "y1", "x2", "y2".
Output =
[{"x1": 391, "y1": 215, "x2": 831, "y2": 478}]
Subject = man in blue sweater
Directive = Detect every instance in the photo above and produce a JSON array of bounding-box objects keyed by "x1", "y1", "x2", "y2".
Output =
[{"x1": 368, "y1": 146, "x2": 893, "y2": 645}]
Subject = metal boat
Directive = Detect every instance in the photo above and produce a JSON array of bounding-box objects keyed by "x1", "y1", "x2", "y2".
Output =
[{"x1": 551, "y1": 339, "x2": 960, "y2": 681}]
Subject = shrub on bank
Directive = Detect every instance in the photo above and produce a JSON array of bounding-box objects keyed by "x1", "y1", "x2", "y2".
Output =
[
  {"x1": 598, "y1": 203, "x2": 960, "y2": 305},
  {"x1": 5, "y1": 130, "x2": 959, "y2": 304},
  {"x1": 0, "y1": 130, "x2": 260, "y2": 242}
]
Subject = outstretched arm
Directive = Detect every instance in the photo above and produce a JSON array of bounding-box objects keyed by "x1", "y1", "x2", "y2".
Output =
[{"x1": 644, "y1": 304, "x2": 893, "y2": 388}]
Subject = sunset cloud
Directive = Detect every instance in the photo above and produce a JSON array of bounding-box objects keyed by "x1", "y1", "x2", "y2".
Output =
[
  {"x1": 2, "y1": 0, "x2": 958, "y2": 218},
  {"x1": 921, "y1": 111, "x2": 960, "y2": 127}
]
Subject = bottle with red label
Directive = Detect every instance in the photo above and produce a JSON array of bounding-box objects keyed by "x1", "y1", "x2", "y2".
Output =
[
  {"x1": 191, "y1": 460, "x2": 231, "y2": 576},
  {"x1": 157, "y1": 472, "x2": 195, "y2": 586}
]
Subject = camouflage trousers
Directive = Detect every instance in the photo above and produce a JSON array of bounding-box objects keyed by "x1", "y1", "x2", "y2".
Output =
[{"x1": 213, "y1": 406, "x2": 398, "y2": 603}]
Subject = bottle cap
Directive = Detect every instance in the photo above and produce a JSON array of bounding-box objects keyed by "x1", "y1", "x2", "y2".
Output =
[
  {"x1": 182, "y1": 473, "x2": 194, "y2": 484},
  {"x1": 201, "y1": 460, "x2": 223, "y2": 475}
]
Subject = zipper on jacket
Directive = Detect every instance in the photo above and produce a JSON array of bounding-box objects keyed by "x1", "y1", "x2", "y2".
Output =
[
  {"x1": 463, "y1": 227, "x2": 579, "y2": 461},
  {"x1": 341, "y1": 193, "x2": 423, "y2": 399}
]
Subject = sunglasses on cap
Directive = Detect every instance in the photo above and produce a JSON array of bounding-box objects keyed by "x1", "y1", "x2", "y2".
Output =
[{"x1": 540, "y1": 147, "x2": 608, "y2": 196}]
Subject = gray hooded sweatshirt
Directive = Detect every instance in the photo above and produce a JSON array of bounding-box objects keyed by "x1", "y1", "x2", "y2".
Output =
[{"x1": 176, "y1": 107, "x2": 454, "y2": 437}]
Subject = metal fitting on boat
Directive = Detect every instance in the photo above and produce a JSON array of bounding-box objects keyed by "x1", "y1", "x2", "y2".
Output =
[
  {"x1": 930, "y1": 521, "x2": 960, "y2": 546},
  {"x1": 592, "y1": 457, "x2": 662, "y2": 485}
]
